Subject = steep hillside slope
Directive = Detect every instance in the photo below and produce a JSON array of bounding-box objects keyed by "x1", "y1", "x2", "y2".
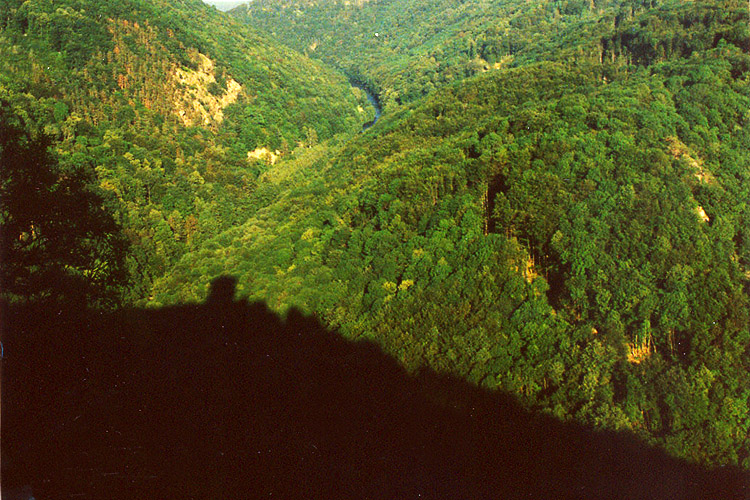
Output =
[
  {"x1": 0, "y1": 0, "x2": 370, "y2": 298},
  {"x1": 165, "y1": 0, "x2": 750, "y2": 469}
]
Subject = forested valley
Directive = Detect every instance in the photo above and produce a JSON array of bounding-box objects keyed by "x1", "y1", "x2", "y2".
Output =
[{"x1": 2, "y1": 0, "x2": 749, "y2": 495}]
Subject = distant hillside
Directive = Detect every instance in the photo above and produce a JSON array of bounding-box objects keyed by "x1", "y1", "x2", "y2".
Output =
[
  {"x1": 203, "y1": 0, "x2": 246, "y2": 11},
  {"x1": 0, "y1": 0, "x2": 371, "y2": 298},
  {"x1": 232, "y1": 0, "x2": 749, "y2": 108}
]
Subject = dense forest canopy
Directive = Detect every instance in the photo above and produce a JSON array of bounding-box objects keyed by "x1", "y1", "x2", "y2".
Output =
[
  {"x1": 2, "y1": 0, "x2": 749, "y2": 477},
  {"x1": 222, "y1": 0, "x2": 749, "y2": 468},
  {"x1": 232, "y1": 0, "x2": 750, "y2": 108},
  {"x1": 0, "y1": 0, "x2": 373, "y2": 299}
]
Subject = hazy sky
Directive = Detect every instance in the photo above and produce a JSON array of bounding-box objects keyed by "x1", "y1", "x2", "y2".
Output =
[{"x1": 202, "y1": 1, "x2": 246, "y2": 11}]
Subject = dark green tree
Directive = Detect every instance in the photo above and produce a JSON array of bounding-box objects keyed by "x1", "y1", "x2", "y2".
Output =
[{"x1": 0, "y1": 102, "x2": 128, "y2": 307}]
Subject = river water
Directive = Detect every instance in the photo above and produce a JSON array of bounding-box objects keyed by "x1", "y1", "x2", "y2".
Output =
[{"x1": 351, "y1": 81, "x2": 382, "y2": 130}]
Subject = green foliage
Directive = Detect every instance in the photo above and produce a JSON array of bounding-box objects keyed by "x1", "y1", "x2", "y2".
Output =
[
  {"x1": 0, "y1": 0, "x2": 369, "y2": 299},
  {"x1": 164, "y1": 1, "x2": 748, "y2": 469},
  {"x1": 3, "y1": 0, "x2": 749, "y2": 473},
  {"x1": 232, "y1": 0, "x2": 748, "y2": 110},
  {"x1": 0, "y1": 94, "x2": 128, "y2": 306}
]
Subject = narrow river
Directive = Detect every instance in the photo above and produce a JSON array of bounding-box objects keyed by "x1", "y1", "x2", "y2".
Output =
[{"x1": 350, "y1": 81, "x2": 382, "y2": 130}]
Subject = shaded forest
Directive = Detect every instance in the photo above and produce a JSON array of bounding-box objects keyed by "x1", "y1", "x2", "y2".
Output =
[{"x1": 2, "y1": 278, "x2": 748, "y2": 499}]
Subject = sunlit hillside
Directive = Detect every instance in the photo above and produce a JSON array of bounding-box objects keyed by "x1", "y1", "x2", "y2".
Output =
[{"x1": 0, "y1": 0, "x2": 372, "y2": 300}]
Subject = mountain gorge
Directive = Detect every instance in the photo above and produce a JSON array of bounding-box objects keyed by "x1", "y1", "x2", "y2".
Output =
[
  {"x1": 2, "y1": 0, "x2": 750, "y2": 491},
  {"x1": 1, "y1": 0, "x2": 373, "y2": 300}
]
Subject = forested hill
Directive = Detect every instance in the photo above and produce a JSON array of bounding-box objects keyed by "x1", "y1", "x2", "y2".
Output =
[
  {"x1": 0, "y1": 0, "x2": 372, "y2": 300},
  {"x1": 154, "y1": 0, "x2": 750, "y2": 472},
  {"x1": 232, "y1": 0, "x2": 749, "y2": 108}
]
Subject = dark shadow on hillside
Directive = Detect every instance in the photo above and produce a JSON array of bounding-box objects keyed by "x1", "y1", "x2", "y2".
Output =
[{"x1": 2, "y1": 277, "x2": 748, "y2": 499}]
